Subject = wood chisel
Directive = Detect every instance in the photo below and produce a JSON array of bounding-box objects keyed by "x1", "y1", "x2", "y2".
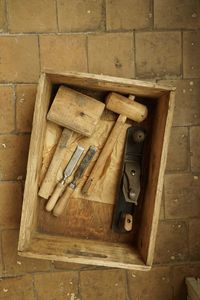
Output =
[
  {"x1": 45, "y1": 144, "x2": 84, "y2": 212},
  {"x1": 53, "y1": 145, "x2": 97, "y2": 217}
]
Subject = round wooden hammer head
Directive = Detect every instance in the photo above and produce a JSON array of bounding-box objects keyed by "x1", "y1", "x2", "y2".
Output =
[{"x1": 106, "y1": 92, "x2": 148, "y2": 123}]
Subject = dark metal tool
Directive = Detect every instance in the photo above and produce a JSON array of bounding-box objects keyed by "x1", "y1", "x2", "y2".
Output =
[
  {"x1": 53, "y1": 145, "x2": 97, "y2": 217},
  {"x1": 112, "y1": 126, "x2": 146, "y2": 233}
]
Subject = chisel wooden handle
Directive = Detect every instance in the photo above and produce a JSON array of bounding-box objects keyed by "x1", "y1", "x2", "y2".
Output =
[
  {"x1": 45, "y1": 181, "x2": 67, "y2": 212},
  {"x1": 39, "y1": 128, "x2": 72, "y2": 199},
  {"x1": 53, "y1": 185, "x2": 74, "y2": 217},
  {"x1": 82, "y1": 114, "x2": 127, "y2": 195}
]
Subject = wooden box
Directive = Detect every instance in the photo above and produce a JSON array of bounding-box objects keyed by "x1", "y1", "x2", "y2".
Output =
[{"x1": 18, "y1": 71, "x2": 175, "y2": 270}]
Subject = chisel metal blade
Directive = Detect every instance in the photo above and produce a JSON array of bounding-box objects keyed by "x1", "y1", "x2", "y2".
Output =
[
  {"x1": 63, "y1": 145, "x2": 84, "y2": 180},
  {"x1": 70, "y1": 145, "x2": 97, "y2": 189}
]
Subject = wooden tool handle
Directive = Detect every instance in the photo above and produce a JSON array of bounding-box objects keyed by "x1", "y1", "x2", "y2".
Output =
[
  {"x1": 45, "y1": 181, "x2": 66, "y2": 212},
  {"x1": 82, "y1": 114, "x2": 127, "y2": 195},
  {"x1": 53, "y1": 185, "x2": 74, "y2": 217},
  {"x1": 39, "y1": 128, "x2": 72, "y2": 199}
]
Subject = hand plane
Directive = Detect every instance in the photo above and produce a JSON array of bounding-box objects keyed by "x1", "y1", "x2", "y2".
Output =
[{"x1": 112, "y1": 126, "x2": 146, "y2": 233}]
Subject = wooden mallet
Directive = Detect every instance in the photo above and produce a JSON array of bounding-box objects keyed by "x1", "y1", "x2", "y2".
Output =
[
  {"x1": 82, "y1": 92, "x2": 148, "y2": 195},
  {"x1": 38, "y1": 85, "x2": 105, "y2": 208}
]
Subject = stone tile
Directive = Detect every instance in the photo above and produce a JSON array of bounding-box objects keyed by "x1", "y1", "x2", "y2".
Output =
[
  {"x1": 0, "y1": 86, "x2": 15, "y2": 133},
  {"x1": 2, "y1": 230, "x2": 52, "y2": 276},
  {"x1": 154, "y1": 220, "x2": 189, "y2": 264},
  {"x1": 154, "y1": 0, "x2": 200, "y2": 29},
  {"x1": 190, "y1": 126, "x2": 200, "y2": 172},
  {"x1": 0, "y1": 36, "x2": 39, "y2": 83},
  {"x1": 80, "y1": 269, "x2": 126, "y2": 300},
  {"x1": 40, "y1": 35, "x2": 87, "y2": 73},
  {"x1": 165, "y1": 174, "x2": 200, "y2": 219},
  {"x1": 34, "y1": 271, "x2": 79, "y2": 300},
  {"x1": 166, "y1": 127, "x2": 189, "y2": 171},
  {"x1": 0, "y1": 274, "x2": 34, "y2": 299},
  {"x1": 135, "y1": 31, "x2": 181, "y2": 79},
  {"x1": 16, "y1": 84, "x2": 37, "y2": 132},
  {"x1": 159, "y1": 79, "x2": 200, "y2": 126},
  {"x1": 0, "y1": 0, "x2": 6, "y2": 32},
  {"x1": 183, "y1": 31, "x2": 200, "y2": 78},
  {"x1": 127, "y1": 266, "x2": 173, "y2": 300},
  {"x1": 189, "y1": 218, "x2": 200, "y2": 261},
  {"x1": 0, "y1": 182, "x2": 23, "y2": 229},
  {"x1": 106, "y1": 0, "x2": 152, "y2": 30},
  {"x1": 7, "y1": 0, "x2": 57, "y2": 33},
  {"x1": 88, "y1": 32, "x2": 134, "y2": 77},
  {"x1": 172, "y1": 263, "x2": 200, "y2": 300},
  {"x1": 0, "y1": 134, "x2": 30, "y2": 180},
  {"x1": 57, "y1": 0, "x2": 104, "y2": 32}
]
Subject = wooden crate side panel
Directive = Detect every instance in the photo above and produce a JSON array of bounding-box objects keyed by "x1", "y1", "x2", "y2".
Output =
[
  {"x1": 18, "y1": 232, "x2": 151, "y2": 271},
  {"x1": 18, "y1": 74, "x2": 52, "y2": 251},
  {"x1": 45, "y1": 70, "x2": 174, "y2": 98},
  {"x1": 138, "y1": 91, "x2": 175, "y2": 265}
]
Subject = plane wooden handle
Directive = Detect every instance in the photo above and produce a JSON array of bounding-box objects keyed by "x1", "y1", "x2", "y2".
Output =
[
  {"x1": 45, "y1": 182, "x2": 66, "y2": 212},
  {"x1": 82, "y1": 114, "x2": 127, "y2": 195},
  {"x1": 53, "y1": 185, "x2": 74, "y2": 217}
]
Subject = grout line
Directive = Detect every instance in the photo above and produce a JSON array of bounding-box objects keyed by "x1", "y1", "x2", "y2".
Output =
[
  {"x1": 37, "y1": 35, "x2": 42, "y2": 74},
  {"x1": 55, "y1": 0, "x2": 59, "y2": 33},
  {"x1": 0, "y1": 28, "x2": 199, "y2": 36},
  {"x1": 32, "y1": 274, "x2": 39, "y2": 300},
  {"x1": 181, "y1": 30, "x2": 184, "y2": 79},
  {"x1": 13, "y1": 84, "x2": 17, "y2": 132},
  {"x1": 133, "y1": 30, "x2": 136, "y2": 79},
  {"x1": 169, "y1": 266, "x2": 176, "y2": 300},
  {"x1": 77, "y1": 271, "x2": 82, "y2": 300},
  {"x1": 187, "y1": 126, "x2": 191, "y2": 172},
  {"x1": 125, "y1": 270, "x2": 131, "y2": 300},
  {"x1": 104, "y1": 0, "x2": 108, "y2": 31},
  {"x1": 151, "y1": 0, "x2": 154, "y2": 30},
  {"x1": 162, "y1": 184, "x2": 166, "y2": 220},
  {"x1": 0, "y1": 131, "x2": 31, "y2": 136},
  {"x1": 86, "y1": 35, "x2": 89, "y2": 73},
  {"x1": 4, "y1": 0, "x2": 9, "y2": 33},
  {"x1": 0, "y1": 230, "x2": 6, "y2": 276}
]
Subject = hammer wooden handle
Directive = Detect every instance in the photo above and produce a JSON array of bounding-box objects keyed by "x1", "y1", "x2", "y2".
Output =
[
  {"x1": 39, "y1": 128, "x2": 72, "y2": 199},
  {"x1": 45, "y1": 181, "x2": 66, "y2": 212},
  {"x1": 82, "y1": 114, "x2": 127, "y2": 195},
  {"x1": 53, "y1": 185, "x2": 74, "y2": 217}
]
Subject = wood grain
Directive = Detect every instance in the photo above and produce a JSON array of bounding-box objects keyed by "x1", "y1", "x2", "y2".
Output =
[
  {"x1": 39, "y1": 128, "x2": 72, "y2": 199},
  {"x1": 47, "y1": 85, "x2": 105, "y2": 136}
]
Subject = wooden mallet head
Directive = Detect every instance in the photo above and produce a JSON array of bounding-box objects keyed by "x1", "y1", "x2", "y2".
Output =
[{"x1": 106, "y1": 92, "x2": 148, "y2": 123}]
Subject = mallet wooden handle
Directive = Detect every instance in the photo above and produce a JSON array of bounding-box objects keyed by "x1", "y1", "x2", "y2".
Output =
[
  {"x1": 39, "y1": 128, "x2": 72, "y2": 199},
  {"x1": 82, "y1": 93, "x2": 148, "y2": 195},
  {"x1": 53, "y1": 185, "x2": 74, "y2": 217},
  {"x1": 45, "y1": 181, "x2": 67, "y2": 212},
  {"x1": 82, "y1": 114, "x2": 127, "y2": 195}
]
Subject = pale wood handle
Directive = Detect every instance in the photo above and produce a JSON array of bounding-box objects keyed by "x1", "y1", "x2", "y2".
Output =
[
  {"x1": 45, "y1": 182, "x2": 66, "y2": 212},
  {"x1": 53, "y1": 185, "x2": 74, "y2": 217},
  {"x1": 39, "y1": 128, "x2": 72, "y2": 199},
  {"x1": 82, "y1": 114, "x2": 127, "y2": 195}
]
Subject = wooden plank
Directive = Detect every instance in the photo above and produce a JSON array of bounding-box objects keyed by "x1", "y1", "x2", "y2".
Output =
[
  {"x1": 45, "y1": 70, "x2": 175, "y2": 98},
  {"x1": 18, "y1": 232, "x2": 151, "y2": 271},
  {"x1": 186, "y1": 278, "x2": 200, "y2": 300},
  {"x1": 18, "y1": 74, "x2": 52, "y2": 251},
  {"x1": 138, "y1": 91, "x2": 175, "y2": 265}
]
